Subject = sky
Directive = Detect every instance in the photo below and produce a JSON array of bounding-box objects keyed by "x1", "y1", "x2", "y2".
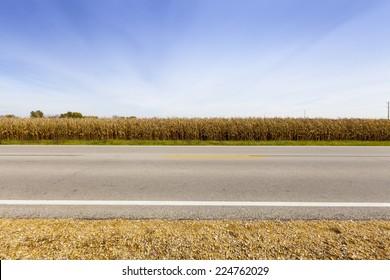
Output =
[{"x1": 0, "y1": 0, "x2": 389, "y2": 118}]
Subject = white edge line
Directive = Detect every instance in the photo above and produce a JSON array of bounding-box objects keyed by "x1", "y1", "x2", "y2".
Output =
[{"x1": 0, "y1": 200, "x2": 389, "y2": 207}]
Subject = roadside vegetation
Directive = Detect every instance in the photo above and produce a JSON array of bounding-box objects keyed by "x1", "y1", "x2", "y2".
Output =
[{"x1": 1, "y1": 117, "x2": 390, "y2": 142}]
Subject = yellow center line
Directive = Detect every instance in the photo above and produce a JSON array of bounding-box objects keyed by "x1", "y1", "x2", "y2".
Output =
[{"x1": 168, "y1": 155, "x2": 266, "y2": 159}]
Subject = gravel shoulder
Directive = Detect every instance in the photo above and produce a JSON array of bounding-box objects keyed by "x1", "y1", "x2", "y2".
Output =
[{"x1": 1, "y1": 219, "x2": 389, "y2": 260}]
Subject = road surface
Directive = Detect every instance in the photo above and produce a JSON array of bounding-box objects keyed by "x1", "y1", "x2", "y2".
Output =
[{"x1": 0, "y1": 145, "x2": 389, "y2": 219}]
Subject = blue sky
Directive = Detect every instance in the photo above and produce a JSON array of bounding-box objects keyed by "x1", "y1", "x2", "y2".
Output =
[{"x1": 1, "y1": 0, "x2": 389, "y2": 118}]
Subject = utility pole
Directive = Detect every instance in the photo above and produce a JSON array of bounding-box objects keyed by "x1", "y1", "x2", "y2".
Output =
[{"x1": 388, "y1": 101, "x2": 389, "y2": 120}]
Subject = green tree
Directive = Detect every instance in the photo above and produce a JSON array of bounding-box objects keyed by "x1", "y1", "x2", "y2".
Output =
[
  {"x1": 60, "y1": 111, "x2": 83, "y2": 118},
  {"x1": 30, "y1": 110, "x2": 44, "y2": 118}
]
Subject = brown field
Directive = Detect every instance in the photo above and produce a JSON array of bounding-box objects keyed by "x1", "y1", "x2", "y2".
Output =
[{"x1": 1, "y1": 117, "x2": 390, "y2": 141}]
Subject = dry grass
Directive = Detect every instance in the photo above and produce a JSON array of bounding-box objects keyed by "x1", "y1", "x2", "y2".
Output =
[
  {"x1": 1, "y1": 118, "x2": 390, "y2": 141},
  {"x1": 0, "y1": 219, "x2": 389, "y2": 260}
]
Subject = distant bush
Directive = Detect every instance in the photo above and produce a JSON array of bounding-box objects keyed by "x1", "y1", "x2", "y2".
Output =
[
  {"x1": 30, "y1": 110, "x2": 44, "y2": 118},
  {"x1": 1, "y1": 114, "x2": 17, "y2": 118},
  {"x1": 60, "y1": 111, "x2": 83, "y2": 118}
]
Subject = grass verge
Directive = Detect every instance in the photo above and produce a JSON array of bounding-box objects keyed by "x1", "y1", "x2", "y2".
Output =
[
  {"x1": 1, "y1": 140, "x2": 390, "y2": 146},
  {"x1": 1, "y1": 219, "x2": 389, "y2": 260}
]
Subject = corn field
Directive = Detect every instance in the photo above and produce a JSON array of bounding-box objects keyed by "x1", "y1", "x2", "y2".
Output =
[{"x1": 1, "y1": 118, "x2": 390, "y2": 141}]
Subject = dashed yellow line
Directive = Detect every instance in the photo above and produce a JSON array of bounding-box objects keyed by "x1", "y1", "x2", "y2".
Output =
[{"x1": 168, "y1": 155, "x2": 265, "y2": 159}]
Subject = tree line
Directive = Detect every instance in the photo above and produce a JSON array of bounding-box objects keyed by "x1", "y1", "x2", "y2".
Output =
[
  {"x1": 31, "y1": 110, "x2": 86, "y2": 118},
  {"x1": 0, "y1": 111, "x2": 136, "y2": 119}
]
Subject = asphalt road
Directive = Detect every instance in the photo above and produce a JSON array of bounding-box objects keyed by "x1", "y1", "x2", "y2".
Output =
[{"x1": 1, "y1": 145, "x2": 389, "y2": 219}]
